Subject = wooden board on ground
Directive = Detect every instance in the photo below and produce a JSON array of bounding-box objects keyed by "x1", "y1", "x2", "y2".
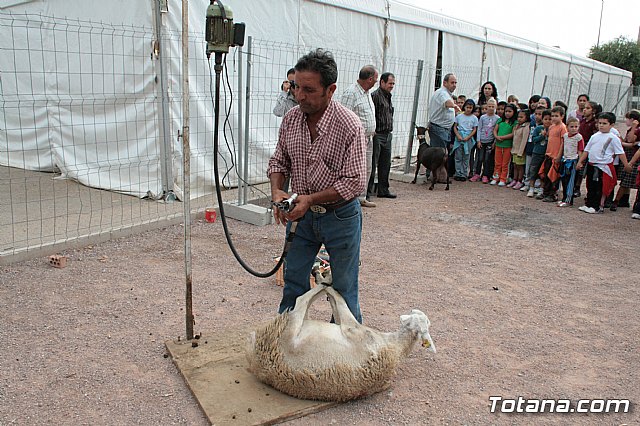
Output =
[{"x1": 165, "y1": 326, "x2": 337, "y2": 425}]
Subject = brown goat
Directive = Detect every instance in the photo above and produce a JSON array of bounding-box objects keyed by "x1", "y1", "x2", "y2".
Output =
[{"x1": 411, "y1": 126, "x2": 450, "y2": 190}]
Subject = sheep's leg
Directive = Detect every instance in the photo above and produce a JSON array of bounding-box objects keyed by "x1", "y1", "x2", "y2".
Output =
[
  {"x1": 429, "y1": 169, "x2": 435, "y2": 190},
  {"x1": 325, "y1": 286, "x2": 360, "y2": 328},
  {"x1": 445, "y1": 166, "x2": 450, "y2": 190},
  {"x1": 290, "y1": 284, "x2": 328, "y2": 325}
]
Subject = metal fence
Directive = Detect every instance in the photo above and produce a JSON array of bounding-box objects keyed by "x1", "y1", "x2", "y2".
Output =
[{"x1": 0, "y1": 11, "x2": 634, "y2": 263}]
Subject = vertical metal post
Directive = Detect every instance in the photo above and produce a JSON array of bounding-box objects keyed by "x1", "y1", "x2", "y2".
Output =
[
  {"x1": 604, "y1": 74, "x2": 611, "y2": 110},
  {"x1": 541, "y1": 75, "x2": 548, "y2": 96},
  {"x1": 181, "y1": 0, "x2": 193, "y2": 341},
  {"x1": 404, "y1": 59, "x2": 424, "y2": 174},
  {"x1": 486, "y1": 67, "x2": 490, "y2": 83},
  {"x1": 614, "y1": 81, "x2": 623, "y2": 116},
  {"x1": 153, "y1": 0, "x2": 173, "y2": 197},
  {"x1": 566, "y1": 77, "x2": 574, "y2": 109},
  {"x1": 242, "y1": 36, "x2": 252, "y2": 205},
  {"x1": 587, "y1": 70, "x2": 594, "y2": 96},
  {"x1": 236, "y1": 46, "x2": 244, "y2": 204}
]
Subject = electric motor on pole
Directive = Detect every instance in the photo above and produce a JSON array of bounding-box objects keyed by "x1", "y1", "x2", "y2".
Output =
[{"x1": 205, "y1": 0, "x2": 245, "y2": 56}]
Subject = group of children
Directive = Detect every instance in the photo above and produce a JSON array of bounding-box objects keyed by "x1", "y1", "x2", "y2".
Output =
[{"x1": 448, "y1": 93, "x2": 640, "y2": 218}]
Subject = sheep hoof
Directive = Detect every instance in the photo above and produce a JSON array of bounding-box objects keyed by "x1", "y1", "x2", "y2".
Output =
[
  {"x1": 428, "y1": 186, "x2": 434, "y2": 191},
  {"x1": 410, "y1": 180, "x2": 416, "y2": 184}
]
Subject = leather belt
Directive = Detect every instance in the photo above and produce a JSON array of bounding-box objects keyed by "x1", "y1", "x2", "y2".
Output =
[{"x1": 309, "y1": 198, "x2": 354, "y2": 214}]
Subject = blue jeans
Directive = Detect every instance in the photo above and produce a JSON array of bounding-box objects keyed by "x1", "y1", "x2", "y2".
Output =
[
  {"x1": 427, "y1": 123, "x2": 451, "y2": 149},
  {"x1": 279, "y1": 199, "x2": 363, "y2": 323}
]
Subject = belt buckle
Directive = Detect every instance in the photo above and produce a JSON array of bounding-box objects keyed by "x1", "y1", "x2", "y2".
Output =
[{"x1": 310, "y1": 205, "x2": 327, "y2": 214}]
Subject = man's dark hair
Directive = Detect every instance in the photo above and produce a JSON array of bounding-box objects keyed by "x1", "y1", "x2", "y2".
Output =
[
  {"x1": 295, "y1": 49, "x2": 338, "y2": 88},
  {"x1": 597, "y1": 111, "x2": 616, "y2": 124},
  {"x1": 380, "y1": 72, "x2": 395, "y2": 83},
  {"x1": 578, "y1": 93, "x2": 590, "y2": 101},
  {"x1": 358, "y1": 65, "x2": 377, "y2": 80},
  {"x1": 443, "y1": 73, "x2": 455, "y2": 83},
  {"x1": 286, "y1": 68, "x2": 295, "y2": 76}
]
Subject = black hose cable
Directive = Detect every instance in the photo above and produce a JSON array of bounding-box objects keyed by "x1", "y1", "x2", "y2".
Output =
[{"x1": 210, "y1": 52, "x2": 296, "y2": 278}]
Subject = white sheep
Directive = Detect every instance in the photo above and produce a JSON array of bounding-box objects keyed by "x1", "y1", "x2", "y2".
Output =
[{"x1": 246, "y1": 284, "x2": 435, "y2": 402}]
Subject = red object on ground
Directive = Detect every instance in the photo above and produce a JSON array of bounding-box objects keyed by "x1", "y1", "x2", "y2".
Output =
[{"x1": 205, "y1": 208, "x2": 217, "y2": 223}]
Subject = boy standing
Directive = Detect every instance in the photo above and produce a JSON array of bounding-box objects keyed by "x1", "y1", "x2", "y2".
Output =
[
  {"x1": 470, "y1": 98, "x2": 499, "y2": 183},
  {"x1": 557, "y1": 117, "x2": 584, "y2": 207},
  {"x1": 537, "y1": 106, "x2": 567, "y2": 202},
  {"x1": 576, "y1": 112, "x2": 630, "y2": 214},
  {"x1": 527, "y1": 110, "x2": 552, "y2": 197}
]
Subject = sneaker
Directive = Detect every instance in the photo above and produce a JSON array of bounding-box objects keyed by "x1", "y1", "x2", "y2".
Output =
[
  {"x1": 490, "y1": 179, "x2": 498, "y2": 185},
  {"x1": 506, "y1": 181, "x2": 516, "y2": 188},
  {"x1": 534, "y1": 188, "x2": 543, "y2": 195},
  {"x1": 542, "y1": 195, "x2": 557, "y2": 202},
  {"x1": 360, "y1": 199, "x2": 377, "y2": 208},
  {"x1": 493, "y1": 174, "x2": 499, "y2": 180},
  {"x1": 482, "y1": 176, "x2": 489, "y2": 184},
  {"x1": 527, "y1": 188, "x2": 535, "y2": 197},
  {"x1": 513, "y1": 182, "x2": 524, "y2": 190},
  {"x1": 574, "y1": 190, "x2": 581, "y2": 198},
  {"x1": 498, "y1": 181, "x2": 506, "y2": 187},
  {"x1": 631, "y1": 213, "x2": 640, "y2": 220},
  {"x1": 581, "y1": 206, "x2": 597, "y2": 214},
  {"x1": 535, "y1": 193, "x2": 545, "y2": 200},
  {"x1": 534, "y1": 179, "x2": 541, "y2": 188},
  {"x1": 469, "y1": 174, "x2": 481, "y2": 182},
  {"x1": 557, "y1": 201, "x2": 569, "y2": 207},
  {"x1": 520, "y1": 184, "x2": 530, "y2": 192},
  {"x1": 609, "y1": 203, "x2": 617, "y2": 212}
]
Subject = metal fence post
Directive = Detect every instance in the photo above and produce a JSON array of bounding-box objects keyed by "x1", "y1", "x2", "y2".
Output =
[
  {"x1": 236, "y1": 46, "x2": 244, "y2": 204},
  {"x1": 180, "y1": 0, "x2": 193, "y2": 341},
  {"x1": 242, "y1": 36, "x2": 252, "y2": 205},
  {"x1": 404, "y1": 59, "x2": 424, "y2": 174},
  {"x1": 153, "y1": 0, "x2": 174, "y2": 199},
  {"x1": 541, "y1": 75, "x2": 548, "y2": 96},
  {"x1": 566, "y1": 77, "x2": 574, "y2": 107},
  {"x1": 614, "y1": 81, "x2": 622, "y2": 116}
]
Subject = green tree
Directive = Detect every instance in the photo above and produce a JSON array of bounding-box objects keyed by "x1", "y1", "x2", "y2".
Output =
[{"x1": 589, "y1": 36, "x2": 640, "y2": 85}]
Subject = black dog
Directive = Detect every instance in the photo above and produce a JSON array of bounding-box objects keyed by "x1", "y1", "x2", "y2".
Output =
[{"x1": 411, "y1": 126, "x2": 450, "y2": 191}]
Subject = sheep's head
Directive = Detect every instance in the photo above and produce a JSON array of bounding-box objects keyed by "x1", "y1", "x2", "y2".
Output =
[{"x1": 400, "y1": 309, "x2": 436, "y2": 353}]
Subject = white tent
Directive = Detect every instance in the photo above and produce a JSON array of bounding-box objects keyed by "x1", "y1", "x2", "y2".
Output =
[{"x1": 0, "y1": 0, "x2": 632, "y2": 199}]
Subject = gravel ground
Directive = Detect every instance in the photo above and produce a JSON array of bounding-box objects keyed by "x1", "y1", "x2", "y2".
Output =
[{"x1": 1, "y1": 178, "x2": 639, "y2": 425}]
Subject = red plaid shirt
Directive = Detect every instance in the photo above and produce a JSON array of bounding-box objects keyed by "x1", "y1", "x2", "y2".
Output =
[{"x1": 267, "y1": 100, "x2": 366, "y2": 200}]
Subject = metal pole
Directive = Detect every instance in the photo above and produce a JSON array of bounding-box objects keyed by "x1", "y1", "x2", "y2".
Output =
[
  {"x1": 612, "y1": 81, "x2": 625, "y2": 117},
  {"x1": 154, "y1": 0, "x2": 174, "y2": 197},
  {"x1": 596, "y1": 0, "x2": 604, "y2": 48},
  {"x1": 604, "y1": 74, "x2": 611, "y2": 110},
  {"x1": 404, "y1": 59, "x2": 424, "y2": 174},
  {"x1": 236, "y1": 46, "x2": 244, "y2": 204},
  {"x1": 242, "y1": 36, "x2": 252, "y2": 205},
  {"x1": 181, "y1": 0, "x2": 193, "y2": 341},
  {"x1": 566, "y1": 77, "x2": 574, "y2": 110},
  {"x1": 541, "y1": 75, "x2": 548, "y2": 96}
]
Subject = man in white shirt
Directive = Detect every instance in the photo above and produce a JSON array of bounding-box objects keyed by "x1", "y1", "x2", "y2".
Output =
[
  {"x1": 340, "y1": 65, "x2": 378, "y2": 207},
  {"x1": 427, "y1": 73, "x2": 461, "y2": 149}
]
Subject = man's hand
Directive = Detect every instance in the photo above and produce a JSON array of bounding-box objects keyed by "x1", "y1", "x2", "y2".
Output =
[
  {"x1": 271, "y1": 189, "x2": 290, "y2": 225},
  {"x1": 283, "y1": 194, "x2": 312, "y2": 222}
]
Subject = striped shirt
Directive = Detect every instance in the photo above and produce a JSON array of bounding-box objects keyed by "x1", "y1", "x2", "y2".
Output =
[
  {"x1": 339, "y1": 82, "x2": 376, "y2": 136},
  {"x1": 267, "y1": 100, "x2": 367, "y2": 201},
  {"x1": 371, "y1": 87, "x2": 393, "y2": 133}
]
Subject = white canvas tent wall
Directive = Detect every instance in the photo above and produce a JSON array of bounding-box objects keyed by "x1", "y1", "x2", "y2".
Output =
[{"x1": 0, "y1": 0, "x2": 632, "y2": 201}]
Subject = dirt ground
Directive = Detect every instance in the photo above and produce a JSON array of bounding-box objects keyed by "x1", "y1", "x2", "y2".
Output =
[{"x1": 1, "y1": 177, "x2": 639, "y2": 425}]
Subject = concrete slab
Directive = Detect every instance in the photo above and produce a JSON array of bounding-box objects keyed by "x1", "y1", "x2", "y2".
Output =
[
  {"x1": 222, "y1": 202, "x2": 273, "y2": 227},
  {"x1": 165, "y1": 326, "x2": 337, "y2": 426}
]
